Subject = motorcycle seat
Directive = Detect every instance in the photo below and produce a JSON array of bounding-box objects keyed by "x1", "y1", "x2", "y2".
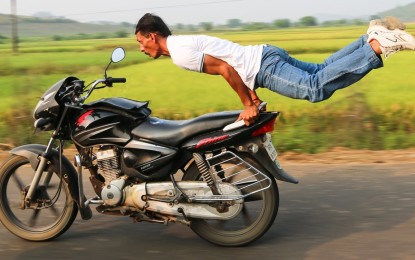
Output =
[{"x1": 131, "y1": 111, "x2": 240, "y2": 146}]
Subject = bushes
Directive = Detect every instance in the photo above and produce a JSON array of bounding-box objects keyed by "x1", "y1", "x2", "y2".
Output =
[
  {"x1": 0, "y1": 99, "x2": 48, "y2": 147},
  {"x1": 272, "y1": 94, "x2": 415, "y2": 153},
  {"x1": 1, "y1": 92, "x2": 414, "y2": 152},
  {"x1": 52, "y1": 30, "x2": 130, "y2": 41}
]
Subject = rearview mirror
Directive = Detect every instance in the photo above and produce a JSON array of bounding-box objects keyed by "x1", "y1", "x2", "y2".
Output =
[{"x1": 111, "y1": 47, "x2": 125, "y2": 63}]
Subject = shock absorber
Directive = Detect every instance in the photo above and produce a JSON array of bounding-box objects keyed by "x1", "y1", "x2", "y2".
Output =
[{"x1": 193, "y1": 153, "x2": 220, "y2": 195}]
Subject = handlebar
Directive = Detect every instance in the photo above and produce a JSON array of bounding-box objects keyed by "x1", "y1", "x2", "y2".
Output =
[
  {"x1": 107, "y1": 77, "x2": 127, "y2": 84},
  {"x1": 80, "y1": 77, "x2": 126, "y2": 103}
]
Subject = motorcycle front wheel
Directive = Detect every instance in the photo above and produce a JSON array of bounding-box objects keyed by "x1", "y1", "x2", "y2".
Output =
[
  {"x1": 0, "y1": 155, "x2": 78, "y2": 241},
  {"x1": 183, "y1": 152, "x2": 279, "y2": 246}
]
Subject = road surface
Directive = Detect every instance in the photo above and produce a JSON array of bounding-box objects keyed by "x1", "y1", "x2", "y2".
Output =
[{"x1": 1, "y1": 162, "x2": 415, "y2": 259}]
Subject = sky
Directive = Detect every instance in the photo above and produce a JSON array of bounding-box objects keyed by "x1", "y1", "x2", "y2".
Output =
[{"x1": 1, "y1": 0, "x2": 414, "y2": 25}]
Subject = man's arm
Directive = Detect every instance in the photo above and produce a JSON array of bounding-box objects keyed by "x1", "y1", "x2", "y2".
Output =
[{"x1": 202, "y1": 54, "x2": 259, "y2": 126}]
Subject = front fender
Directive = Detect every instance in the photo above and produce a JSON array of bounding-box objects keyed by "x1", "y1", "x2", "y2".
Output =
[{"x1": 10, "y1": 144, "x2": 92, "y2": 220}]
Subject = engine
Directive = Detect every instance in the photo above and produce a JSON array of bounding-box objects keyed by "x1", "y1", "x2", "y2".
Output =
[
  {"x1": 96, "y1": 147, "x2": 121, "y2": 184},
  {"x1": 96, "y1": 147, "x2": 125, "y2": 206},
  {"x1": 91, "y1": 148, "x2": 244, "y2": 220}
]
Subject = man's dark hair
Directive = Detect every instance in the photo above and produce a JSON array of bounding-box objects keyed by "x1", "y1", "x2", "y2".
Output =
[{"x1": 135, "y1": 13, "x2": 172, "y2": 37}]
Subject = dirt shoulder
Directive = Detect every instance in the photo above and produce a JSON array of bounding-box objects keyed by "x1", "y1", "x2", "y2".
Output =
[
  {"x1": 278, "y1": 147, "x2": 415, "y2": 164},
  {"x1": 1, "y1": 146, "x2": 415, "y2": 165}
]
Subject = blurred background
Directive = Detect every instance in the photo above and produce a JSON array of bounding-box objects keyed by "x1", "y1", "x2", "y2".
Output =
[{"x1": 1, "y1": 0, "x2": 415, "y2": 154}]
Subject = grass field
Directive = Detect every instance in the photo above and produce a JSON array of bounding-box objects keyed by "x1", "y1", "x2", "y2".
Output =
[{"x1": 1, "y1": 25, "x2": 415, "y2": 152}]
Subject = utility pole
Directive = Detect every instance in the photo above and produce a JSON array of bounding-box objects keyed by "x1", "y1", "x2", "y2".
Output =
[{"x1": 11, "y1": 0, "x2": 18, "y2": 53}]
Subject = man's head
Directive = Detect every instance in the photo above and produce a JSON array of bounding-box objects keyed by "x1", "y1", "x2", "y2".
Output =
[{"x1": 135, "y1": 13, "x2": 172, "y2": 59}]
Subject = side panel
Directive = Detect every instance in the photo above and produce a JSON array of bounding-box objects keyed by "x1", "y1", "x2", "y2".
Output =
[
  {"x1": 121, "y1": 140, "x2": 178, "y2": 181},
  {"x1": 72, "y1": 110, "x2": 132, "y2": 147}
]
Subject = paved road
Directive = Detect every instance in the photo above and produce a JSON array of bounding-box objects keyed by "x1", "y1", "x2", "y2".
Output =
[{"x1": 1, "y1": 162, "x2": 415, "y2": 259}]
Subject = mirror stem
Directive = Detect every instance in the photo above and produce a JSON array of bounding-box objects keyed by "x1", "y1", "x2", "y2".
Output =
[{"x1": 104, "y1": 60, "x2": 112, "y2": 79}]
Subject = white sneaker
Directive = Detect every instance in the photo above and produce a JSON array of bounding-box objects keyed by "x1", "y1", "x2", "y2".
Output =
[
  {"x1": 367, "y1": 16, "x2": 406, "y2": 35},
  {"x1": 367, "y1": 29, "x2": 415, "y2": 58}
]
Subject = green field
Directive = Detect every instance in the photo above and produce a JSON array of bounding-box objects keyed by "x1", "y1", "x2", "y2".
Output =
[{"x1": 1, "y1": 25, "x2": 415, "y2": 152}]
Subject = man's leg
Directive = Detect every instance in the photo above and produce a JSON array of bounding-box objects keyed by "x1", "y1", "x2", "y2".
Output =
[
  {"x1": 256, "y1": 35, "x2": 383, "y2": 102},
  {"x1": 281, "y1": 36, "x2": 370, "y2": 74}
]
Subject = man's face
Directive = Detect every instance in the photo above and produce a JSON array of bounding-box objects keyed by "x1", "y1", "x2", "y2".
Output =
[{"x1": 136, "y1": 32, "x2": 161, "y2": 59}]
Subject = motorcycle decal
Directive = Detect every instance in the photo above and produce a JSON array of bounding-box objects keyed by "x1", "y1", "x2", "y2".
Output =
[
  {"x1": 195, "y1": 134, "x2": 229, "y2": 149},
  {"x1": 76, "y1": 110, "x2": 94, "y2": 126}
]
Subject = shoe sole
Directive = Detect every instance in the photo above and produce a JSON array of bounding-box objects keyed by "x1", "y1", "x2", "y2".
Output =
[
  {"x1": 367, "y1": 17, "x2": 407, "y2": 36},
  {"x1": 383, "y1": 16, "x2": 406, "y2": 30}
]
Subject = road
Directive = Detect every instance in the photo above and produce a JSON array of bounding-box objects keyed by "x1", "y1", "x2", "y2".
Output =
[{"x1": 1, "y1": 162, "x2": 415, "y2": 259}]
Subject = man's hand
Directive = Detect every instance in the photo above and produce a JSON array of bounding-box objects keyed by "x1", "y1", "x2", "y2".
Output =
[{"x1": 238, "y1": 104, "x2": 259, "y2": 126}]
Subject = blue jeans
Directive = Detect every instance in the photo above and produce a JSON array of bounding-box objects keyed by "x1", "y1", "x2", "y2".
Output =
[{"x1": 255, "y1": 35, "x2": 383, "y2": 102}]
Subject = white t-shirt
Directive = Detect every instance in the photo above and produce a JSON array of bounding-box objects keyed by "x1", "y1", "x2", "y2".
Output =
[{"x1": 166, "y1": 35, "x2": 264, "y2": 90}]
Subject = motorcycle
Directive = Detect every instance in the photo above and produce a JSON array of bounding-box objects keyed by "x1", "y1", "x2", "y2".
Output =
[{"x1": 0, "y1": 48, "x2": 298, "y2": 246}]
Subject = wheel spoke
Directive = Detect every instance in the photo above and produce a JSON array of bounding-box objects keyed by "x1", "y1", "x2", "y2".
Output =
[
  {"x1": 43, "y1": 191, "x2": 60, "y2": 217},
  {"x1": 241, "y1": 204, "x2": 253, "y2": 226},
  {"x1": 28, "y1": 209, "x2": 40, "y2": 227},
  {"x1": 11, "y1": 173, "x2": 25, "y2": 190}
]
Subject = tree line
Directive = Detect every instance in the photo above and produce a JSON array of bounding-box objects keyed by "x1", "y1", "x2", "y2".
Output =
[
  {"x1": 172, "y1": 16, "x2": 376, "y2": 32},
  {"x1": 0, "y1": 15, "x2": 379, "y2": 43}
]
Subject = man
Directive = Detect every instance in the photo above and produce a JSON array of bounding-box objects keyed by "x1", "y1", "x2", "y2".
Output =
[{"x1": 135, "y1": 14, "x2": 415, "y2": 126}]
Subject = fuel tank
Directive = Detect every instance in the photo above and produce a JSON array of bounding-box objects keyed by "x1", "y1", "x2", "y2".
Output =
[
  {"x1": 71, "y1": 98, "x2": 151, "y2": 147},
  {"x1": 72, "y1": 109, "x2": 133, "y2": 147}
]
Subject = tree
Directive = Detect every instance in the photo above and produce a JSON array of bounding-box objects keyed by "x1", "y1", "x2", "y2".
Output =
[
  {"x1": 114, "y1": 30, "x2": 129, "y2": 38},
  {"x1": 321, "y1": 19, "x2": 348, "y2": 27},
  {"x1": 273, "y1": 19, "x2": 291, "y2": 28},
  {"x1": 187, "y1": 24, "x2": 196, "y2": 32},
  {"x1": 120, "y1": 22, "x2": 133, "y2": 27},
  {"x1": 226, "y1": 19, "x2": 242, "y2": 28},
  {"x1": 352, "y1": 19, "x2": 366, "y2": 26},
  {"x1": 370, "y1": 15, "x2": 381, "y2": 21},
  {"x1": 199, "y1": 22, "x2": 213, "y2": 31},
  {"x1": 52, "y1": 35, "x2": 63, "y2": 41},
  {"x1": 299, "y1": 16, "x2": 318, "y2": 27},
  {"x1": 243, "y1": 22, "x2": 269, "y2": 31},
  {"x1": 173, "y1": 23, "x2": 185, "y2": 31}
]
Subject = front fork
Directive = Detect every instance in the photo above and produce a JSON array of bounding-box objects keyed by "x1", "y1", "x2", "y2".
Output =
[
  {"x1": 25, "y1": 106, "x2": 69, "y2": 207},
  {"x1": 24, "y1": 138, "x2": 57, "y2": 207}
]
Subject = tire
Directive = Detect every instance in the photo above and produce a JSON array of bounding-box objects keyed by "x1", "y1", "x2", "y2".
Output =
[
  {"x1": 183, "y1": 152, "x2": 279, "y2": 246},
  {"x1": 0, "y1": 155, "x2": 78, "y2": 241}
]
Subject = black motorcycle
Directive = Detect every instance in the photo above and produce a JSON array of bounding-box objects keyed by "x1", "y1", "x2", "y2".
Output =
[{"x1": 0, "y1": 48, "x2": 298, "y2": 246}]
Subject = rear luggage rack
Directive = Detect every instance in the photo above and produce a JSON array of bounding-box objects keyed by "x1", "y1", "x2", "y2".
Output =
[{"x1": 201, "y1": 151, "x2": 272, "y2": 200}]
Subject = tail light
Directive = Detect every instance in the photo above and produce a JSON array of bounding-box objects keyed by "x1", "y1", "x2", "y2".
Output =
[{"x1": 251, "y1": 117, "x2": 276, "y2": 137}]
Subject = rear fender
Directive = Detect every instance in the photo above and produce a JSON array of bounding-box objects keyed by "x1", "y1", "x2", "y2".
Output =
[
  {"x1": 10, "y1": 144, "x2": 93, "y2": 220},
  {"x1": 236, "y1": 137, "x2": 299, "y2": 184}
]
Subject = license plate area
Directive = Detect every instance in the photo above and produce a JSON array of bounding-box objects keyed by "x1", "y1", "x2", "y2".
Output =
[{"x1": 263, "y1": 134, "x2": 277, "y2": 161}]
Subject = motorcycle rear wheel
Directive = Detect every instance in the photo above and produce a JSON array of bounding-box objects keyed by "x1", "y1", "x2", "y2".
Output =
[
  {"x1": 183, "y1": 153, "x2": 279, "y2": 246},
  {"x1": 0, "y1": 155, "x2": 78, "y2": 241}
]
